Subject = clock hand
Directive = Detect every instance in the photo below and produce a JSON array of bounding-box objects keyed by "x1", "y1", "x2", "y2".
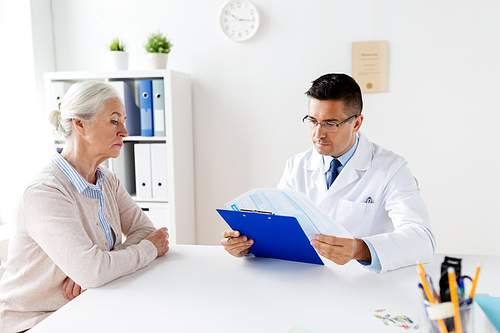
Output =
[{"x1": 230, "y1": 14, "x2": 253, "y2": 22}]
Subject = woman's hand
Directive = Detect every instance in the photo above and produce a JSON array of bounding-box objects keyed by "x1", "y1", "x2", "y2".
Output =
[
  {"x1": 62, "y1": 277, "x2": 86, "y2": 300},
  {"x1": 145, "y1": 227, "x2": 170, "y2": 257}
]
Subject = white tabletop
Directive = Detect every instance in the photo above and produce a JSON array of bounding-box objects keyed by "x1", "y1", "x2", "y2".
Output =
[{"x1": 30, "y1": 245, "x2": 500, "y2": 333}]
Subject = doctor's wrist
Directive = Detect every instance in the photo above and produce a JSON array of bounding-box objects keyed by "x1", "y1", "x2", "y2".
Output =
[{"x1": 352, "y1": 238, "x2": 371, "y2": 263}]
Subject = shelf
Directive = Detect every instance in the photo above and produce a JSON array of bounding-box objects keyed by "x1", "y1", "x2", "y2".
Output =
[
  {"x1": 124, "y1": 136, "x2": 167, "y2": 143},
  {"x1": 44, "y1": 69, "x2": 189, "y2": 81}
]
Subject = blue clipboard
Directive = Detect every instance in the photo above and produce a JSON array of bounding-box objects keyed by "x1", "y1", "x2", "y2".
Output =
[{"x1": 217, "y1": 209, "x2": 324, "y2": 265}]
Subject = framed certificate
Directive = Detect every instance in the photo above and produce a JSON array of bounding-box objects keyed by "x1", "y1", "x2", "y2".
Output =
[{"x1": 352, "y1": 41, "x2": 388, "y2": 93}]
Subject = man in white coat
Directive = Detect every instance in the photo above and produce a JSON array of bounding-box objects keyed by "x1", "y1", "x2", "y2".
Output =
[{"x1": 221, "y1": 73, "x2": 435, "y2": 274}]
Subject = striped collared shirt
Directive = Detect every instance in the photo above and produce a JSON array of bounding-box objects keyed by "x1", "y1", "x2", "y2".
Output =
[{"x1": 51, "y1": 151, "x2": 115, "y2": 250}]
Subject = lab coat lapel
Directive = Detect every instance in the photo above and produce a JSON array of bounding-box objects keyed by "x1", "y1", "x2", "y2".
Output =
[{"x1": 304, "y1": 149, "x2": 328, "y2": 197}]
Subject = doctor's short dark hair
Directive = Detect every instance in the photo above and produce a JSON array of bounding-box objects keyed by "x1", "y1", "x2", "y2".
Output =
[{"x1": 305, "y1": 73, "x2": 363, "y2": 117}]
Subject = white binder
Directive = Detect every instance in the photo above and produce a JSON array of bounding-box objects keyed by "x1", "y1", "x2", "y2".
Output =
[
  {"x1": 151, "y1": 143, "x2": 168, "y2": 199},
  {"x1": 50, "y1": 81, "x2": 71, "y2": 111},
  {"x1": 134, "y1": 143, "x2": 152, "y2": 199},
  {"x1": 152, "y1": 79, "x2": 166, "y2": 137}
]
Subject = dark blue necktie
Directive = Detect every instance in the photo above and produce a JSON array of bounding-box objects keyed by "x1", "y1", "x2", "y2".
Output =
[{"x1": 326, "y1": 158, "x2": 341, "y2": 190}]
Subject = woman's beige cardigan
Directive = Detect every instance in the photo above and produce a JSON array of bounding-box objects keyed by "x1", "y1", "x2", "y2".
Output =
[{"x1": 0, "y1": 161, "x2": 158, "y2": 332}]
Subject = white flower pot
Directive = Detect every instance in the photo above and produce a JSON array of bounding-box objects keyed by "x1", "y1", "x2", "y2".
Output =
[
  {"x1": 107, "y1": 51, "x2": 129, "y2": 70},
  {"x1": 147, "y1": 53, "x2": 169, "y2": 69}
]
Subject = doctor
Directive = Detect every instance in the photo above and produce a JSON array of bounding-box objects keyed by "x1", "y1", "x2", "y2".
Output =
[{"x1": 221, "y1": 73, "x2": 435, "y2": 274}]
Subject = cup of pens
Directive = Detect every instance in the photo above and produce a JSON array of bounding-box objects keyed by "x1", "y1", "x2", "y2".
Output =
[
  {"x1": 417, "y1": 257, "x2": 481, "y2": 333},
  {"x1": 422, "y1": 299, "x2": 474, "y2": 333}
]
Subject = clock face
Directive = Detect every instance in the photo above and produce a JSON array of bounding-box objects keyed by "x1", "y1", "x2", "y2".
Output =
[{"x1": 219, "y1": 0, "x2": 260, "y2": 41}]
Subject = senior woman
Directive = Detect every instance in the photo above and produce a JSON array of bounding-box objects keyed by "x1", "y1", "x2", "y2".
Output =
[{"x1": 0, "y1": 80, "x2": 169, "y2": 332}]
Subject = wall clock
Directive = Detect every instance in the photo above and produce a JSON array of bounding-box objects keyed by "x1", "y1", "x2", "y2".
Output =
[{"x1": 219, "y1": 0, "x2": 260, "y2": 41}]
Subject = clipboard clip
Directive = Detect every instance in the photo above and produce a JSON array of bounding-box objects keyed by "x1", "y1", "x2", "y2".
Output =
[{"x1": 240, "y1": 209, "x2": 275, "y2": 215}]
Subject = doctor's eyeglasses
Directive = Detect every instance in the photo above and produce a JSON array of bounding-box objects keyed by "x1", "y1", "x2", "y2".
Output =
[{"x1": 302, "y1": 115, "x2": 357, "y2": 132}]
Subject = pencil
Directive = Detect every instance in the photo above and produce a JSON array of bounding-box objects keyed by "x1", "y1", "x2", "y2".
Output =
[
  {"x1": 448, "y1": 267, "x2": 463, "y2": 333},
  {"x1": 469, "y1": 264, "x2": 481, "y2": 299},
  {"x1": 417, "y1": 263, "x2": 449, "y2": 333}
]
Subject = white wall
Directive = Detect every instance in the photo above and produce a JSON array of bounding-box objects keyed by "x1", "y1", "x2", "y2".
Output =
[
  {"x1": 2, "y1": 0, "x2": 499, "y2": 256},
  {"x1": 0, "y1": 0, "x2": 54, "y2": 228}
]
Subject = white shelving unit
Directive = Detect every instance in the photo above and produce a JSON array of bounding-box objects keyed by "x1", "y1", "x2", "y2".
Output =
[{"x1": 43, "y1": 70, "x2": 195, "y2": 244}]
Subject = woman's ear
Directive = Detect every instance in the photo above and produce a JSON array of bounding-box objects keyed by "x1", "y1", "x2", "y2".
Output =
[{"x1": 72, "y1": 118, "x2": 85, "y2": 136}]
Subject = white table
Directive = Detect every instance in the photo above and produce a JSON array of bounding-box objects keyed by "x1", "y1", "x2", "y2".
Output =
[{"x1": 30, "y1": 245, "x2": 500, "y2": 332}]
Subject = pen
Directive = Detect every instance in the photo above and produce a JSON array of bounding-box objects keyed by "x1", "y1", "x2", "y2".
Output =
[
  {"x1": 417, "y1": 262, "x2": 449, "y2": 333},
  {"x1": 418, "y1": 283, "x2": 427, "y2": 301},
  {"x1": 469, "y1": 263, "x2": 481, "y2": 299},
  {"x1": 365, "y1": 197, "x2": 372, "y2": 214},
  {"x1": 418, "y1": 270, "x2": 434, "y2": 302},
  {"x1": 448, "y1": 267, "x2": 463, "y2": 333},
  {"x1": 426, "y1": 275, "x2": 440, "y2": 303}
]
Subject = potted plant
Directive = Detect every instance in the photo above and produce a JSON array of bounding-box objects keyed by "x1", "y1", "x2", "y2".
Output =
[
  {"x1": 144, "y1": 31, "x2": 173, "y2": 69},
  {"x1": 107, "y1": 38, "x2": 129, "y2": 70}
]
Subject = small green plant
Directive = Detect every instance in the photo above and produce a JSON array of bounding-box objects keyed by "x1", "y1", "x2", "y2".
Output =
[
  {"x1": 144, "y1": 31, "x2": 172, "y2": 54},
  {"x1": 109, "y1": 38, "x2": 126, "y2": 52}
]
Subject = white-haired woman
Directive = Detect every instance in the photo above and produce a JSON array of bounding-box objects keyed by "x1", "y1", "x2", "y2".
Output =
[{"x1": 0, "y1": 80, "x2": 169, "y2": 332}]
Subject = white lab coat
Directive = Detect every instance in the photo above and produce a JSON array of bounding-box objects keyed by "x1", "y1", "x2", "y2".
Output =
[{"x1": 278, "y1": 132, "x2": 435, "y2": 274}]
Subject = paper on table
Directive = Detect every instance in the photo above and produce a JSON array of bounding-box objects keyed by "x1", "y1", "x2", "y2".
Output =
[
  {"x1": 225, "y1": 188, "x2": 351, "y2": 240},
  {"x1": 475, "y1": 296, "x2": 500, "y2": 332}
]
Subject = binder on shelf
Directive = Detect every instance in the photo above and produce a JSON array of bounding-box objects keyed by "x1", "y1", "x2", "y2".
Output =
[
  {"x1": 216, "y1": 209, "x2": 324, "y2": 265},
  {"x1": 152, "y1": 79, "x2": 166, "y2": 137},
  {"x1": 50, "y1": 81, "x2": 71, "y2": 111},
  {"x1": 151, "y1": 143, "x2": 168, "y2": 199},
  {"x1": 139, "y1": 80, "x2": 154, "y2": 137},
  {"x1": 134, "y1": 143, "x2": 152, "y2": 199},
  {"x1": 109, "y1": 81, "x2": 141, "y2": 136},
  {"x1": 112, "y1": 142, "x2": 136, "y2": 195}
]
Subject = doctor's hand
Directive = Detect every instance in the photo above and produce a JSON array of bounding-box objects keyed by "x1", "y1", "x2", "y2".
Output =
[
  {"x1": 221, "y1": 229, "x2": 253, "y2": 258},
  {"x1": 311, "y1": 235, "x2": 371, "y2": 265},
  {"x1": 61, "y1": 277, "x2": 86, "y2": 300}
]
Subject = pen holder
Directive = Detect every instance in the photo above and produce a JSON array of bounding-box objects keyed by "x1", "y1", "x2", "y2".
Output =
[{"x1": 420, "y1": 300, "x2": 474, "y2": 333}]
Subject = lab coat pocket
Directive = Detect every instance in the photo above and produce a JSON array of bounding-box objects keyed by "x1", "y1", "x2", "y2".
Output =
[{"x1": 335, "y1": 199, "x2": 375, "y2": 238}]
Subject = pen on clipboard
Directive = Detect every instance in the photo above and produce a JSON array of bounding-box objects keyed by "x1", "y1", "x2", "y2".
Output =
[{"x1": 227, "y1": 209, "x2": 275, "y2": 242}]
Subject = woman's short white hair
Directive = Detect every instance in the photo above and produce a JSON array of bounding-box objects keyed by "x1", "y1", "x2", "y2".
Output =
[{"x1": 49, "y1": 80, "x2": 122, "y2": 141}]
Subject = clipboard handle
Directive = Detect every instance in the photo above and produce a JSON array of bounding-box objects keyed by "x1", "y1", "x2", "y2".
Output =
[{"x1": 240, "y1": 209, "x2": 275, "y2": 215}]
